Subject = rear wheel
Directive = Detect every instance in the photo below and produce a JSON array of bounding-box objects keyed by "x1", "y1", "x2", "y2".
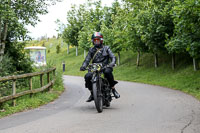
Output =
[{"x1": 92, "y1": 81, "x2": 103, "y2": 113}]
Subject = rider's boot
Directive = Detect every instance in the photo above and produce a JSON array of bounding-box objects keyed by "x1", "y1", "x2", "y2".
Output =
[
  {"x1": 112, "y1": 88, "x2": 120, "y2": 99},
  {"x1": 86, "y1": 92, "x2": 94, "y2": 102}
]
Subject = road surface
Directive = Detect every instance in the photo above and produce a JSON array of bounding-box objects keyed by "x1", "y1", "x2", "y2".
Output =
[{"x1": 0, "y1": 75, "x2": 200, "y2": 133}]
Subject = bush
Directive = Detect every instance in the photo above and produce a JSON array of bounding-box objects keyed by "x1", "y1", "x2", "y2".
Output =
[
  {"x1": 56, "y1": 44, "x2": 61, "y2": 54},
  {"x1": 5, "y1": 41, "x2": 33, "y2": 73},
  {"x1": 0, "y1": 54, "x2": 15, "y2": 77}
]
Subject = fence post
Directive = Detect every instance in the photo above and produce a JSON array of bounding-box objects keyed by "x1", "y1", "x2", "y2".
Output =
[
  {"x1": 29, "y1": 77, "x2": 33, "y2": 97},
  {"x1": 52, "y1": 69, "x2": 56, "y2": 89},
  {"x1": 47, "y1": 72, "x2": 51, "y2": 91},
  {"x1": 12, "y1": 80, "x2": 16, "y2": 106},
  {"x1": 40, "y1": 74, "x2": 43, "y2": 87},
  {"x1": 62, "y1": 61, "x2": 65, "y2": 72},
  {"x1": 53, "y1": 69, "x2": 55, "y2": 79}
]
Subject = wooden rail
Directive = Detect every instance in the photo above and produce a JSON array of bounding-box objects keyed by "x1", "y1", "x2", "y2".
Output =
[{"x1": 0, "y1": 67, "x2": 56, "y2": 106}]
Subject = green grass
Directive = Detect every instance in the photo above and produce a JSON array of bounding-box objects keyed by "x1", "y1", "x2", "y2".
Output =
[
  {"x1": 0, "y1": 91, "x2": 60, "y2": 117},
  {"x1": 113, "y1": 52, "x2": 200, "y2": 100}
]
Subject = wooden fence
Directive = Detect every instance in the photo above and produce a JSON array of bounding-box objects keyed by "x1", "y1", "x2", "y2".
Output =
[{"x1": 0, "y1": 67, "x2": 56, "y2": 106}]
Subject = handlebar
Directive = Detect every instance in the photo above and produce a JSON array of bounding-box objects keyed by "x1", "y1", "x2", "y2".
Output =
[{"x1": 81, "y1": 63, "x2": 117, "y2": 72}]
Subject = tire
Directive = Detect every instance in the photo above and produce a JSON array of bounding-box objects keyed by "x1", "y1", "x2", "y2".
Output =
[{"x1": 92, "y1": 81, "x2": 103, "y2": 113}]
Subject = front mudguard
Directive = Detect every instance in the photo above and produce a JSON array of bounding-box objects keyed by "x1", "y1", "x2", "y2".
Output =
[{"x1": 91, "y1": 75, "x2": 97, "y2": 83}]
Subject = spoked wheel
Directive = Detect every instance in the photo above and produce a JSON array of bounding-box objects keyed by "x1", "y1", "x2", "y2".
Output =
[{"x1": 92, "y1": 81, "x2": 103, "y2": 113}]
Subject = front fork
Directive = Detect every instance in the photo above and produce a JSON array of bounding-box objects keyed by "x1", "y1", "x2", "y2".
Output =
[{"x1": 91, "y1": 73, "x2": 102, "y2": 97}]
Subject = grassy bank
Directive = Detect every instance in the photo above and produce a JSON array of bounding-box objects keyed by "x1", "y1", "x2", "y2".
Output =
[{"x1": 114, "y1": 52, "x2": 200, "y2": 100}]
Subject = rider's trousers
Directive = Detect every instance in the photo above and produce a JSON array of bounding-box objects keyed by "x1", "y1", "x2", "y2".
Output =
[{"x1": 84, "y1": 67, "x2": 118, "y2": 91}]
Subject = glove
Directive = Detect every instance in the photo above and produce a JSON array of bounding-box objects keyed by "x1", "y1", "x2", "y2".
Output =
[
  {"x1": 108, "y1": 63, "x2": 115, "y2": 68},
  {"x1": 80, "y1": 66, "x2": 86, "y2": 71}
]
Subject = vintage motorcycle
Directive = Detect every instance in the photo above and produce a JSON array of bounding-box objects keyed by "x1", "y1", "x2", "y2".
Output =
[{"x1": 86, "y1": 63, "x2": 113, "y2": 113}]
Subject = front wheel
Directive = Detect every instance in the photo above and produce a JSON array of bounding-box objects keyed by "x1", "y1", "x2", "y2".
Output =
[{"x1": 92, "y1": 81, "x2": 103, "y2": 113}]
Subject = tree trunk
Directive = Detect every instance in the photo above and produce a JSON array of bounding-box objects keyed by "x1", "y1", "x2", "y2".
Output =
[
  {"x1": 0, "y1": 22, "x2": 8, "y2": 62},
  {"x1": 117, "y1": 52, "x2": 120, "y2": 66},
  {"x1": 0, "y1": 46, "x2": 3, "y2": 61},
  {"x1": 137, "y1": 51, "x2": 140, "y2": 67},
  {"x1": 0, "y1": 17, "x2": 2, "y2": 61},
  {"x1": 172, "y1": 53, "x2": 175, "y2": 70},
  {"x1": 0, "y1": 16, "x2": 2, "y2": 42},
  {"x1": 193, "y1": 58, "x2": 199, "y2": 71},
  {"x1": 67, "y1": 44, "x2": 69, "y2": 54},
  {"x1": 84, "y1": 50, "x2": 86, "y2": 59},
  {"x1": 0, "y1": 42, "x2": 5, "y2": 61},
  {"x1": 76, "y1": 46, "x2": 78, "y2": 56},
  {"x1": 154, "y1": 53, "x2": 158, "y2": 68}
]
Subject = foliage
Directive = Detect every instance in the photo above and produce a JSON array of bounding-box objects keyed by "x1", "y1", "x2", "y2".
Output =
[
  {"x1": 63, "y1": 1, "x2": 104, "y2": 50},
  {"x1": 167, "y1": 0, "x2": 200, "y2": 59},
  {"x1": 135, "y1": 0, "x2": 172, "y2": 54},
  {"x1": 62, "y1": 5, "x2": 83, "y2": 47},
  {"x1": 0, "y1": 0, "x2": 61, "y2": 35},
  {"x1": 123, "y1": 2, "x2": 146, "y2": 53},
  {"x1": 60, "y1": 0, "x2": 200, "y2": 69},
  {"x1": 0, "y1": 0, "x2": 62, "y2": 63},
  {"x1": 0, "y1": 41, "x2": 33, "y2": 97},
  {"x1": 111, "y1": 2, "x2": 128, "y2": 53},
  {"x1": 56, "y1": 44, "x2": 61, "y2": 54},
  {"x1": 100, "y1": 0, "x2": 126, "y2": 57},
  {"x1": 0, "y1": 54, "x2": 15, "y2": 77},
  {"x1": 78, "y1": 4, "x2": 94, "y2": 51},
  {"x1": 5, "y1": 41, "x2": 33, "y2": 73}
]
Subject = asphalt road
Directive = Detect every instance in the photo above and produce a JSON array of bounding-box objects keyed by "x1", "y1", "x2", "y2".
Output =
[{"x1": 0, "y1": 75, "x2": 200, "y2": 133}]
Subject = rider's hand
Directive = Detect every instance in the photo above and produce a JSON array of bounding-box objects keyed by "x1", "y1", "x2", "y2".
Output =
[
  {"x1": 108, "y1": 63, "x2": 115, "y2": 68},
  {"x1": 80, "y1": 66, "x2": 86, "y2": 71}
]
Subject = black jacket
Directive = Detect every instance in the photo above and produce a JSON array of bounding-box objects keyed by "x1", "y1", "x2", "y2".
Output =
[{"x1": 82, "y1": 46, "x2": 116, "y2": 68}]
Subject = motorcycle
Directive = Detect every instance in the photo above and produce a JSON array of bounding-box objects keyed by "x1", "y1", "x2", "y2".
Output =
[{"x1": 86, "y1": 63, "x2": 113, "y2": 113}]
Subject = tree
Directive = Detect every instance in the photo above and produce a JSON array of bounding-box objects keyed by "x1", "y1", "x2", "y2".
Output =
[
  {"x1": 101, "y1": 0, "x2": 125, "y2": 65},
  {"x1": 122, "y1": 2, "x2": 148, "y2": 67},
  {"x1": 55, "y1": 19, "x2": 65, "y2": 39},
  {"x1": 77, "y1": 3, "x2": 94, "y2": 58},
  {"x1": 167, "y1": 0, "x2": 200, "y2": 71},
  {"x1": 0, "y1": 0, "x2": 61, "y2": 61},
  {"x1": 63, "y1": 1, "x2": 104, "y2": 57},
  {"x1": 136, "y1": 0, "x2": 173, "y2": 68},
  {"x1": 63, "y1": 4, "x2": 84, "y2": 56},
  {"x1": 111, "y1": 5, "x2": 127, "y2": 65}
]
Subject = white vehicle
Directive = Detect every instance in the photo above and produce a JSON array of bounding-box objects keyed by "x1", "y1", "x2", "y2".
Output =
[{"x1": 24, "y1": 46, "x2": 47, "y2": 67}]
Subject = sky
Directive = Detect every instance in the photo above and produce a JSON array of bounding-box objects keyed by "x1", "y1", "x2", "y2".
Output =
[{"x1": 27, "y1": 0, "x2": 116, "y2": 40}]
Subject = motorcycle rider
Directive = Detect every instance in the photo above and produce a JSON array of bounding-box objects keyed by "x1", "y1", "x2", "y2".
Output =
[{"x1": 80, "y1": 32, "x2": 120, "y2": 102}]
